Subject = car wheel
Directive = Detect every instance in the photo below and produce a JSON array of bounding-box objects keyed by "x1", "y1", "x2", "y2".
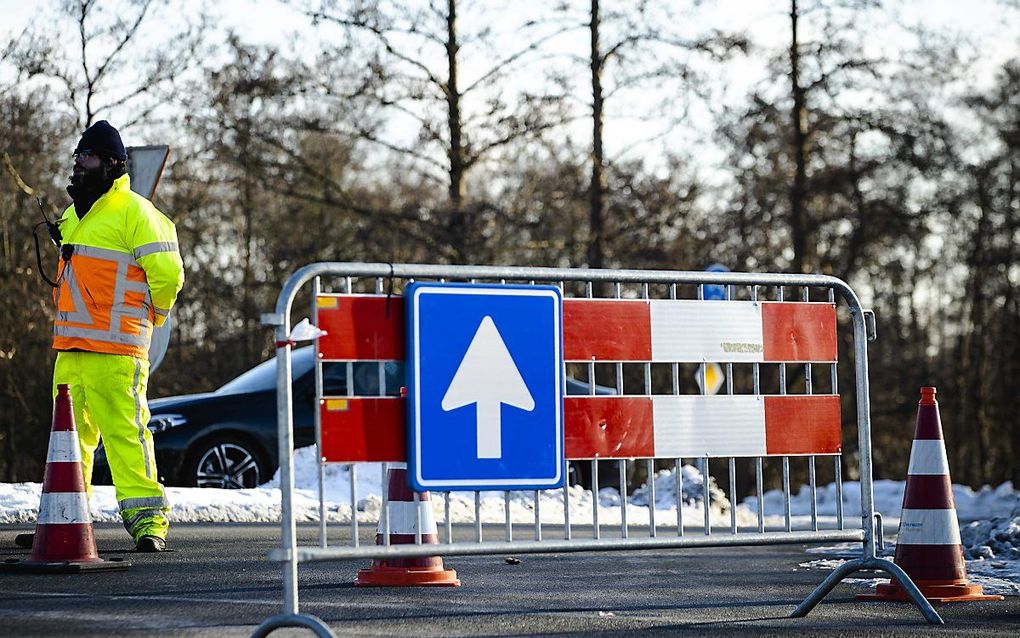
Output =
[{"x1": 186, "y1": 436, "x2": 268, "y2": 489}]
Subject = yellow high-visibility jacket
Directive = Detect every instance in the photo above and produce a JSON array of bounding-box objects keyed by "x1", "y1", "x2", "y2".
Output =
[{"x1": 52, "y1": 174, "x2": 184, "y2": 359}]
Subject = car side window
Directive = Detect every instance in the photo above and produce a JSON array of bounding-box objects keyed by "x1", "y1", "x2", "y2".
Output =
[
  {"x1": 322, "y1": 363, "x2": 347, "y2": 396},
  {"x1": 321, "y1": 362, "x2": 404, "y2": 397}
]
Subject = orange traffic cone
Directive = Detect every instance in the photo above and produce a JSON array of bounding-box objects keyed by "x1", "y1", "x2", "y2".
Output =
[
  {"x1": 355, "y1": 463, "x2": 459, "y2": 586},
  {"x1": 858, "y1": 387, "x2": 1000, "y2": 602},
  {"x1": 1, "y1": 385, "x2": 128, "y2": 573}
]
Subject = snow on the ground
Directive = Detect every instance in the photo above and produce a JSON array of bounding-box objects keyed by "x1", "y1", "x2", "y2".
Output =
[
  {"x1": 2, "y1": 444, "x2": 1018, "y2": 594},
  {"x1": 743, "y1": 478, "x2": 1018, "y2": 522}
]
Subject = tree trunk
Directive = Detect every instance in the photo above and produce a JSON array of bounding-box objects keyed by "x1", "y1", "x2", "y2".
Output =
[
  {"x1": 789, "y1": 0, "x2": 809, "y2": 273},
  {"x1": 446, "y1": 0, "x2": 467, "y2": 261},
  {"x1": 588, "y1": 0, "x2": 606, "y2": 272}
]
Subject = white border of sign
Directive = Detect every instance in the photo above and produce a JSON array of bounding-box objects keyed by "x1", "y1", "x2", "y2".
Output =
[{"x1": 409, "y1": 284, "x2": 563, "y2": 490}]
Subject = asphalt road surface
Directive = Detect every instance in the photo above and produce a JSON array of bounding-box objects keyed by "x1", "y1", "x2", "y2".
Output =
[{"x1": 1, "y1": 522, "x2": 1017, "y2": 637}]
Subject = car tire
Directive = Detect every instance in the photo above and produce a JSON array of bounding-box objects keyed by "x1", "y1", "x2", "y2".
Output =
[{"x1": 183, "y1": 435, "x2": 269, "y2": 489}]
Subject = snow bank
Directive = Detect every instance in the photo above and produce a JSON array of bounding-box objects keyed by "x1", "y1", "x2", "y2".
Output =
[
  {"x1": 1, "y1": 443, "x2": 1017, "y2": 595},
  {"x1": 743, "y1": 479, "x2": 1018, "y2": 522}
]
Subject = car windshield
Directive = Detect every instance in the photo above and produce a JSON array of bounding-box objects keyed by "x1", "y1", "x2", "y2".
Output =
[{"x1": 216, "y1": 347, "x2": 315, "y2": 395}]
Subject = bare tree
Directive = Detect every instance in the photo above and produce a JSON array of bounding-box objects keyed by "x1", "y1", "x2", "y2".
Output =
[
  {"x1": 12, "y1": 0, "x2": 209, "y2": 129},
  {"x1": 549, "y1": 1, "x2": 747, "y2": 270},
  {"x1": 296, "y1": 0, "x2": 572, "y2": 261}
]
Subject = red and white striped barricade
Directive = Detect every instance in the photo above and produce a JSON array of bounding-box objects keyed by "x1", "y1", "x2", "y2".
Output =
[{"x1": 251, "y1": 264, "x2": 942, "y2": 638}]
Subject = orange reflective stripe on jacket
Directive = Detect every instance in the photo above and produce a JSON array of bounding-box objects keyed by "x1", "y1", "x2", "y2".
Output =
[{"x1": 53, "y1": 244, "x2": 154, "y2": 357}]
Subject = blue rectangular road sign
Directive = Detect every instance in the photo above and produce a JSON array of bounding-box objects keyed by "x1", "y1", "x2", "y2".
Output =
[{"x1": 406, "y1": 283, "x2": 563, "y2": 491}]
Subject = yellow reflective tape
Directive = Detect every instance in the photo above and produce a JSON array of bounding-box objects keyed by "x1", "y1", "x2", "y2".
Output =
[
  {"x1": 325, "y1": 399, "x2": 349, "y2": 411},
  {"x1": 316, "y1": 296, "x2": 339, "y2": 309}
]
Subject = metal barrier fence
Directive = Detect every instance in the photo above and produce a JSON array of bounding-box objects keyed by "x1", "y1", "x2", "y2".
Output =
[{"x1": 254, "y1": 263, "x2": 942, "y2": 637}]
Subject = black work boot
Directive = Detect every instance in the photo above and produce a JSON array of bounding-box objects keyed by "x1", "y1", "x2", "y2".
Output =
[{"x1": 134, "y1": 535, "x2": 166, "y2": 553}]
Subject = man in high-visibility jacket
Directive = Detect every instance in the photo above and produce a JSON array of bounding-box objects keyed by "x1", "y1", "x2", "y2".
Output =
[{"x1": 51, "y1": 120, "x2": 184, "y2": 552}]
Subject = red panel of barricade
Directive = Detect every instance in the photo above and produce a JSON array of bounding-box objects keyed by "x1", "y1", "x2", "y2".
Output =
[
  {"x1": 317, "y1": 295, "x2": 404, "y2": 360},
  {"x1": 761, "y1": 303, "x2": 837, "y2": 362},
  {"x1": 320, "y1": 398, "x2": 406, "y2": 462},
  {"x1": 763, "y1": 395, "x2": 842, "y2": 455},
  {"x1": 564, "y1": 397, "x2": 655, "y2": 458},
  {"x1": 563, "y1": 300, "x2": 652, "y2": 362}
]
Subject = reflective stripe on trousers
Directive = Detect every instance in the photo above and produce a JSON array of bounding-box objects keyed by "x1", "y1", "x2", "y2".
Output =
[{"x1": 52, "y1": 351, "x2": 168, "y2": 532}]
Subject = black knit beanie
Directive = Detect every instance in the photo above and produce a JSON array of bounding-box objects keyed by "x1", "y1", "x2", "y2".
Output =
[{"x1": 74, "y1": 120, "x2": 128, "y2": 161}]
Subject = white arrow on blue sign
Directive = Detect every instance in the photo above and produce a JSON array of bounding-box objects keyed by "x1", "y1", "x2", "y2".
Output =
[{"x1": 406, "y1": 283, "x2": 564, "y2": 491}]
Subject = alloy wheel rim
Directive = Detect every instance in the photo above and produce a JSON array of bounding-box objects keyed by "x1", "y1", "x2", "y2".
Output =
[{"x1": 196, "y1": 443, "x2": 260, "y2": 488}]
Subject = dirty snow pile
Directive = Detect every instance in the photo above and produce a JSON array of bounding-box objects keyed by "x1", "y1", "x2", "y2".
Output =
[
  {"x1": 743, "y1": 478, "x2": 1019, "y2": 522},
  {"x1": 0, "y1": 445, "x2": 746, "y2": 527}
]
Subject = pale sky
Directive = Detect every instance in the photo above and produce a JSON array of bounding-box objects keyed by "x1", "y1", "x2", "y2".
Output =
[{"x1": 2, "y1": 0, "x2": 1016, "y2": 173}]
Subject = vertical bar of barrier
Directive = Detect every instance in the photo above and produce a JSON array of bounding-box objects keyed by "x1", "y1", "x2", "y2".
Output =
[
  {"x1": 725, "y1": 284, "x2": 737, "y2": 534},
  {"x1": 809, "y1": 456, "x2": 818, "y2": 532},
  {"x1": 675, "y1": 458, "x2": 684, "y2": 536},
  {"x1": 648, "y1": 458, "x2": 656, "y2": 537},
  {"x1": 836, "y1": 457, "x2": 845, "y2": 530},
  {"x1": 751, "y1": 285, "x2": 761, "y2": 399},
  {"x1": 729, "y1": 459, "x2": 738, "y2": 534},
  {"x1": 504, "y1": 492, "x2": 512, "y2": 542},
  {"x1": 312, "y1": 276, "x2": 326, "y2": 549},
  {"x1": 670, "y1": 277, "x2": 680, "y2": 538},
  {"x1": 560, "y1": 281, "x2": 571, "y2": 542},
  {"x1": 563, "y1": 455, "x2": 571, "y2": 540},
  {"x1": 534, "y1": 490, "x2": 542, "y2": 541},
  {"x1": 803, "y1": 289, "x2": 818, "y2": 531},
  {"x1": 445, "y1": 493, "x2": 452, "y2": 543},
  {"x1": 783, "y1": 457, "x2": 792, "y2": 532},
  {"x1": 702, "y1": 457, "x2": 711, "y2": 535},
  {"x1": 273, "y1": 334, "x2": 299, "y2": 615},
  {"x1": 697, "y1": 283, "x2": 711, "y2": 536},
  {"x1": 592, "y1": 460, "x2": 600, "y2": 539},
  {"x1": 752, "y1": 286, "x2": 765, "y2": 533},
  {"x1": 381, "y1": 462, "x2": 390, "y2": 545},
  {"x1": 589, "y1": 280, "x2": 600, "y2": 541},
  {"x1": 641, "y1": 282, "x2": 654, "y2": 537},
  {"x1": 849, "y1": 287, "x2": 880, "y2": 561},
  {"x1": 620, "y1": 460, "x2": 629, "y2": 538},
  {"x1": 350, "y1": 465, "x2": 359, "y2": 547},
  {"x1": 828, "y1": 288, "x2": 844, "y2": 531},
  {"x1": 475, "y1": 491, "x2": 483, "y2": 542},
  {"x1": 756, "y1": 457, "x2": 765, "y2": 533},
  {"x1": 778, "y1": 286, "x2": 792, "y2": 532}
]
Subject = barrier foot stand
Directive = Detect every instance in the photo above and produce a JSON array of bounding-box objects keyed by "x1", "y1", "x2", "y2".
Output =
[
  {"x1": 250, "y1": 613, "x2": 336, "y2": 638},
  {"x1": 791, "y1": 557, "x2": 943, "y2": 625}
]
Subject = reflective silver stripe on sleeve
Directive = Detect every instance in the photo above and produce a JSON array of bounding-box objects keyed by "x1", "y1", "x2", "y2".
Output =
[
  {"x1": 120, "y1": 496, "x2": 170, "y2": 511},
  {"x1": 133, "y1": 242, "x2": 179, "y2": 259},
  {"x1": 53, "y1": 325, "x2": 149, "y2": 347},
  {"x1": 69, "y1": 244, "x2": 139, "y2": 266},
  {"x1": 153, "y1": 306, "x2": 169, "y2": 318}
]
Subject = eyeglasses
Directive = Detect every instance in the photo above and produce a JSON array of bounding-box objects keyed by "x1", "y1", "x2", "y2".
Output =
[{"x1": 72, "y1": 150, "x2": 95, "y2": 161}]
